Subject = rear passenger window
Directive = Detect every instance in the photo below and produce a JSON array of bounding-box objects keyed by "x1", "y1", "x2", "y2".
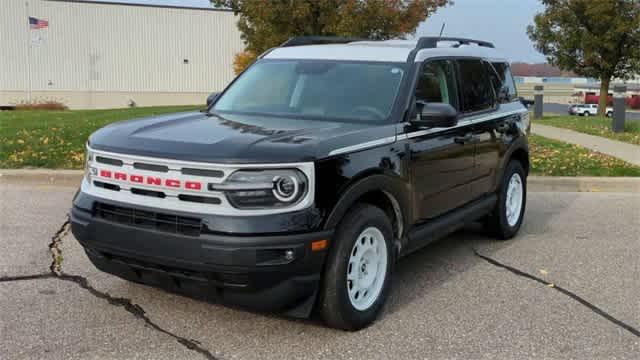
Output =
[
  {"x1": 457, "y1": 59, "x2": 495, "y2": 113},
  {"x1": 414, "y1": 60, "x2": 459, "y2": 112},
  {"x1": 491, "y1": 62, "x2": 518, "y2": 103}
]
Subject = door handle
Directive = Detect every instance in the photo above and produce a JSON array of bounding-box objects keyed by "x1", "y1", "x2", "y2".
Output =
[{"x1": 454, "y1": 133, "x2": 473, "y2": 144}]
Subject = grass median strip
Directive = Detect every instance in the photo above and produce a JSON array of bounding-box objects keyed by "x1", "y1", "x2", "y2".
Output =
[
  {"x1": 529, "y1": 134, "x2": 640, "y2": 177},
  {"x1": 0, "y1": 105, "x2": 201, "y2": 168},
  {"x1": 535, "y1": 115, "x2": 640, "y2": 145}
]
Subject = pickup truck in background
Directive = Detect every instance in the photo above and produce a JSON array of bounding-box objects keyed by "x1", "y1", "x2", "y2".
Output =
[
  {"x1": 568, "y1": 104, "x2": 598, "y2": 116},
  {"x1": 568, "y1": 104, "x2": 615, "y2": 117}
]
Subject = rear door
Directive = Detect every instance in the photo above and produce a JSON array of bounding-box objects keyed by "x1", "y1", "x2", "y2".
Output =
[
  {"x1": 455, "y1": 59, "x2": 500, "y2": 199},
  {"x1": 406, "y1": 59, "x2": 475, "y2": 220},
  {"x1": 469, "y1": 61, "x2": 523, "y2": 198}
]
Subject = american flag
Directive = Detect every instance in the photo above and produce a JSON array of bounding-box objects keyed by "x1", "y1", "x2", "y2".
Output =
[{"x1": 29, "y1": 17, "x2": 48, "y2": 30}]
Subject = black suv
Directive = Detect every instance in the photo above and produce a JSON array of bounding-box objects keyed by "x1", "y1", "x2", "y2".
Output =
[{"x1": 71, "y1": 37, "x2": 529, "y2": 330}]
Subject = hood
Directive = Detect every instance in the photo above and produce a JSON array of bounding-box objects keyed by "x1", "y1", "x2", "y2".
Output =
[{"x1": 88, "y1": 111, "x2": 394, "y2": 163}]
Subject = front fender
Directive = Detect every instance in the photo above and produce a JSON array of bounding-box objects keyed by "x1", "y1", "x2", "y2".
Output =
[{"x1": 322, "y1": 173, "x2": 412, "y2": 238}]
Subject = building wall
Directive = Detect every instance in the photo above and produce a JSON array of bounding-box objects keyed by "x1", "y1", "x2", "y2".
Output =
[
  {"x1": 516, "y1": 76, "x2": 640, "y2": 104},
  {"x1": 1, "y1": 0, "x2": 244, "y2": 109},
  {"x1": 516, "y1": 83, "x2": 576, "y2": 104}
]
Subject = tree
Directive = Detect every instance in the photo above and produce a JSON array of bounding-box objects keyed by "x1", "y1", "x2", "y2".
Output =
[
  {"x1": 213, "y1": 0, "x2": 451, "y2": 73},
  {"x1": 527, "y1": 0, "x2": 640, "y2": 116}
]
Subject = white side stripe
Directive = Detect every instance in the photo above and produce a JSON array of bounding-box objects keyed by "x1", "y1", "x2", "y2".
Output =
[
  {"x1": 328, "y1": 136, "x2": 397, "y2": 156},
  {"x1": 398, "y1": 108, "x2": 527, "y2": 140},
  {"x1": 328, "y1": 108, "x2": 527, "y2": 156}
]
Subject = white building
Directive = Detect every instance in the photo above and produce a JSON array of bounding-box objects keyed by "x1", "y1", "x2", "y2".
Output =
[{"x1": 1, "y1": 0, "x2": 244, "y2": 109}]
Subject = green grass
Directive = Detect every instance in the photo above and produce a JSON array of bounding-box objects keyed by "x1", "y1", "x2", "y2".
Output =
[
  {"x1": 535, "y1": 115, "x2": 640, "y2": 145},
  {"x1": 0, "y1": 106, "x2": 201, "y2": 169},
  {"x1": 529, "y1": 135, "x2": 640, "y2": 176}
]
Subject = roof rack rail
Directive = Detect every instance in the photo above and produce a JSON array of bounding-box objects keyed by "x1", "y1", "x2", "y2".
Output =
[
  {"x1": 415, "y1": 37, "x2": 495, "y2": 50},
  {"x1": 280, "y1": 36, "x2": 368, "y2": 47}
]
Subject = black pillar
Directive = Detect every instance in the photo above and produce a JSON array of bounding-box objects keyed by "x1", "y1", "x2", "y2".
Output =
[
  {"x1": 612, "y1": 85, "x2": 626, "y2": 133},
  {"x1": 534, "y1": 85, "x2": 544, "y2": 119}
]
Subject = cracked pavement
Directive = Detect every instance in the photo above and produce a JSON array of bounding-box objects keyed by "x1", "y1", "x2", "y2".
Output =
[{"x1": 1, "y1": 178, "x2": 639, "y2": 359}]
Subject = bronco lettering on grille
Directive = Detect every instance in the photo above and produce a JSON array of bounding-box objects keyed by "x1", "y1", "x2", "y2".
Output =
[{"x1": 98, "y1": 170, "x2": 202, "y2": 190}]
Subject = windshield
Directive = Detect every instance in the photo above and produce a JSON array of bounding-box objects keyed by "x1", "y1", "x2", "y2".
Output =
[{"x1": 213, "y1": 60, "x2": 405, "y2": 122}]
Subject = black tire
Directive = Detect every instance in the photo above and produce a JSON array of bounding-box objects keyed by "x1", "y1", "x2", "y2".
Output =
[
  {"x1": 319, "y1": 203, "x2": 395, "y2": 331},
  {"x1": 485, "y1": 160, "x2": 527, "y2": 240},
  {"x1": 583, "y1": 111, "x2": 590, "y2": 117}
]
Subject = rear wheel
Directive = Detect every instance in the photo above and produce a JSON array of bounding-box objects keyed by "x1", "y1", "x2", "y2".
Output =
[
  {"x1": 485, "y1": 160, "x2": 527, "y2": 240},
  {"x1": 319, "y1": 204, "x2": 394, "y2": 330}
]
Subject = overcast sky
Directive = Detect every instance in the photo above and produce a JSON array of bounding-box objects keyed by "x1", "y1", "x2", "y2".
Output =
[{"x1": 99, "y1": 0, "x2": 547, "y2": 63}]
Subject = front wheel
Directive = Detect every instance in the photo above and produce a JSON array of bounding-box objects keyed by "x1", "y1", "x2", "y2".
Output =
[
  {"x1": 319, "y1": 204, "x2": 394, "y2": 330},
  {"x1": 485, "y1": 160, "x2": 527, "y2": 240},
  {"x1": 583, "y1": 111, "x2": 590, "y2": 117}
]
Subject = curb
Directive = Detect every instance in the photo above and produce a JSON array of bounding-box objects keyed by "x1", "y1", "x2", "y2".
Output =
[
  {"x1": 1, "y1": 170, "x2": 639, "y2": 193},
  {"x1": 528, "y1": 176, "x2": 640, "y2": 193},
  {"x1": 0, "y1": 169, "x2": 84, "y2": 187}
]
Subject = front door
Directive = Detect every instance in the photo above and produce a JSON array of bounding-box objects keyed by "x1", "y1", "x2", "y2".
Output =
[{"x1": 406, "y1": 59, "x2": 475, "y2": 221}]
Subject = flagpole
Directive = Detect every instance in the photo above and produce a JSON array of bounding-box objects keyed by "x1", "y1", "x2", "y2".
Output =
[{"x1": 25, "y1": 1, "x2": 33, "y2": 103}]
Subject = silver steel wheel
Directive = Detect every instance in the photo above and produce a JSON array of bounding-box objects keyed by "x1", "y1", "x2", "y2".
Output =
[
  {"x1": 505, "y1": 173, "x2": 524, "y2": 227},
  {"x1": 347, "y1": 227, "x2": 388, "y2": 311}
]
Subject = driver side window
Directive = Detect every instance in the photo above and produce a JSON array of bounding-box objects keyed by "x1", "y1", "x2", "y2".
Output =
[{"x1": 414, "y1": 60, "x2": 459, "y2": 116}]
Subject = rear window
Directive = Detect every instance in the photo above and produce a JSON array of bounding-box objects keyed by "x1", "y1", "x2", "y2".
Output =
[
  {"x1": 491, "y1": 62, "x2": 518, "y2": 103},
  {"x1": 457, "y1": 59, "x2": 496, "y2": 113}
]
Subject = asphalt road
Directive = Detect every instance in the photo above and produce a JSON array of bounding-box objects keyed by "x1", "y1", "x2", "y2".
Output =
[
  {"x1": 544, "y1": 103, "x2": 640, "y2": 120},
  {"x1": 1, "y1": 180, "x2": 639, "y2": 359}
]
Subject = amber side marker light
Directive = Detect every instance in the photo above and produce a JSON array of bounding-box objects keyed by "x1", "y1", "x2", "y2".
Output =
[{"x1": 311, "y1": 239, "x2": 328, "y2": 251}]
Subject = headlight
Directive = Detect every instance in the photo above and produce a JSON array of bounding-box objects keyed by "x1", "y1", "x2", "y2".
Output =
[
  {"x1": 84, "y1": 147, "x2": 95, "y2": 182},
  {"x1": 213, "y1": 169, "x2": 308, "y2": 209}
]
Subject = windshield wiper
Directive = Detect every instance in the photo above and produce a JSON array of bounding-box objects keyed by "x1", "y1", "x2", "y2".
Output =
[{"x1": 205, "y1": 110, "x2": 226, "y2": 120}]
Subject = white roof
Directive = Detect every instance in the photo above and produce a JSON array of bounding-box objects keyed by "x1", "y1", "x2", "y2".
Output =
[
  {"x1": 265, "y1": 44, "x2": 413, "y2": 62},
  {"x1": 264, "y1": 39, "x2": 508, "y2": 63}
]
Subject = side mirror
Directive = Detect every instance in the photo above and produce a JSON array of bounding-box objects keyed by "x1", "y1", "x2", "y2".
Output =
[
  {"x1": 412, "y1": 102, "x2": 458, "y2": 128},
  {"x1": 206, "y1": 92, "x2": 220, "y2": 107}
]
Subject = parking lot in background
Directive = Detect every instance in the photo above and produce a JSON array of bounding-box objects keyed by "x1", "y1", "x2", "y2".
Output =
[
  {"x1": 544, "y1": 103, "x2": 640, "y2": 120},
  {"x1": 1, "y1": 179, "x2": 639, "y2": 359}
]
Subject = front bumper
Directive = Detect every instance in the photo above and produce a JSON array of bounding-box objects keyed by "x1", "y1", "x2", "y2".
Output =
[{"x1": 70, "y1": 192, "x2": 332, "y2": 317}]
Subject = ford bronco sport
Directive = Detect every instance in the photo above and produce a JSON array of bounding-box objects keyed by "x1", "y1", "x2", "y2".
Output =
[{"x1": 71, "y1": 36, "x2": 529, "y2": 330}]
